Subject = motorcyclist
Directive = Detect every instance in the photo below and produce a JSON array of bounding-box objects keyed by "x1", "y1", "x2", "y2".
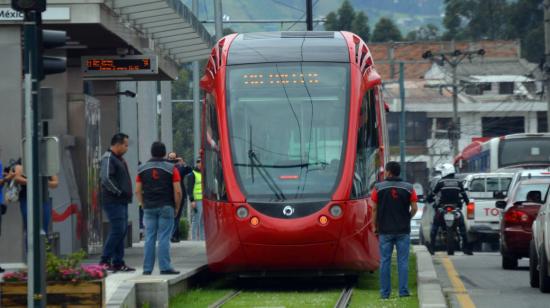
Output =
[{"x1": 427, "y1": 163, "x2": 472, "y2": 255}]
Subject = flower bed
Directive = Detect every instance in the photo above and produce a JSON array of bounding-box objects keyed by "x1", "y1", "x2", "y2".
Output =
[{"x1": 0, "y1": 250, "x2": 107, "y2": 307}]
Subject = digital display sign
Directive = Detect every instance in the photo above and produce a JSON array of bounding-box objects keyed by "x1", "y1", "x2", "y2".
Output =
[
  {"x1": 82, "y1": 55, "x2": 158, "y2": 77},
  {"x1": 241, "y1": 72, "x2": 321, "y2": 87}
]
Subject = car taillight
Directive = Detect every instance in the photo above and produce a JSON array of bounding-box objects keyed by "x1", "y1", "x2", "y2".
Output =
[
  {"x1": 467, "y1": 202, "x2": 475, "y2": 220},
  {"x1": 446, "y1": 207, "x2": 453, "y2": 213},
  {"x1": 504, "y1": 209, "x2": 530, "y2": 225}
]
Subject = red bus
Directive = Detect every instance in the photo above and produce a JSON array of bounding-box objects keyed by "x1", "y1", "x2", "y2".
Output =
[{"x1": 199, "y1": 31, "x2": 388, "y2": 274}]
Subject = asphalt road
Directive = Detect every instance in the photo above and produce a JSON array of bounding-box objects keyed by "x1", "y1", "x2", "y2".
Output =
[{"x1": 432, "y1": 252, "x2": 550, "y2": 308}]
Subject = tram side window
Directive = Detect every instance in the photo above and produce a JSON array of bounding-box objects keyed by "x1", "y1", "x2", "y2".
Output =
[
  {"x1": 203, "y1": 94, "x2": 227, "y2": 201},
  {"x1": 352, "y1": 90, "x2": 379, "y2": 199}
]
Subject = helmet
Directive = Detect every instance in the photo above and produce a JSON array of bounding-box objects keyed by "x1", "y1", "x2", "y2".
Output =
[{"x1": 438, "y1": 163, "x2": 455, "y2": 178}]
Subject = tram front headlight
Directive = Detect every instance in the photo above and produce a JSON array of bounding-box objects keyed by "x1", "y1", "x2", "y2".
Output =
[
  {"x1": 236, "y1": 206, "x2": 249, "y2": 219},
  {"x1": 330, "y1": 204, "x2": 343, "y2": 217}
]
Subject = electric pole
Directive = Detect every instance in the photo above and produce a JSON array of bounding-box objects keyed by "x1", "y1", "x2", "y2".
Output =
[
  {"x1": 422, "y1": 49, "x2": 485, "y2": 157},
  {"x1": 306, "y1": 0, "x2": 313, "y2": 31},
  {"x1": 544, "y1": 0, "x2": 550, "y2": 132}
]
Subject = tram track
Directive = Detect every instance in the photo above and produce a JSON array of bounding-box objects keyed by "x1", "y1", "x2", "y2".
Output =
[
  {"x1": 334, "y1": 286, "x2": 354, "y2": 308},
  {"x1": 208, "y1": 290, "x2": 242, "y2": 308},
  {"x1": 206, "y1": 285, "x2": 353, "y2": 308}
]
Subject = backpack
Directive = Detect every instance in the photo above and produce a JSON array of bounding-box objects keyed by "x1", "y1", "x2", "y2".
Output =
[{"x1": 5, "y1": 180, "x2": 20, "y2": 203}]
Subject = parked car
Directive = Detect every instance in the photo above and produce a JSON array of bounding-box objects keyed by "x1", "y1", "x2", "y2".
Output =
[
  {"x1": 531, "y1": 184, "x2": 550, "y2": 292},
  {"x1": 497, "y1": 178, "x2": 550, "y2": 269},
  {"x1": 411, "y1": 183, "x2": 425, "y2": 244},
  {"x1": 462, "y1": 173, "x2": 513, "y2": 249}
]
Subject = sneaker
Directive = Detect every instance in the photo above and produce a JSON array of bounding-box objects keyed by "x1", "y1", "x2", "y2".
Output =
[
  {"x1": 171, "y1": 237, "x2": 180, "y2": 243},
  {"x1": 113, "y1": 264, "x2": 136, "y2": 272},
  {"x1": 99, "y1": 262, "x2": 115, "y2": 272},
  {"x1": 142, "y1": 271, "x2": 152, "y2": 275},
  {"x1": 463, "y1": 249, "x2": 473, "y2": 256},
  {"x1": 160, "y1": 269, "x2": 180, "y2": 275}
]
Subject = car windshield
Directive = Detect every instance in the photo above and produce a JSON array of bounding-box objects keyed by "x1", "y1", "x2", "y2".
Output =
[
  {"x1": 226, "y1": 62, "x2": 349, "y2": 201},
  {"x1": 513, "y1": 183, "x2": 550, "y2": 203}
]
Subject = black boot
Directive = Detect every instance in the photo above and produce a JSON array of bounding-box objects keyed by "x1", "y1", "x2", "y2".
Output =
[
  {"x1": 463, "y1": 243, "x2": 473, "y2": 255},
  {"x1": 427, "y1": 242, "x2": 435, "y2": 255}
]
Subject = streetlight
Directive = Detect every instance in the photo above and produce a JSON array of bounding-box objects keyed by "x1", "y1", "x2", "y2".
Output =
[{"x1": 422, "y1": 48, "x2": 485, "y2": 157}]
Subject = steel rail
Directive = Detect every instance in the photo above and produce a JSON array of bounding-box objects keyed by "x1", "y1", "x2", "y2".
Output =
[
  {"x1": 334, "y1": 287, "x2": 353, "y2": 308},
  {"x1": 208, "y1": 290, "x2": 242, "y2": 308}
]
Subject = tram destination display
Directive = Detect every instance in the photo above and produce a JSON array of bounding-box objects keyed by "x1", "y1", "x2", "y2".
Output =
[{"x1": 82, "y1": 55, "x2": 158, "y2": 77}]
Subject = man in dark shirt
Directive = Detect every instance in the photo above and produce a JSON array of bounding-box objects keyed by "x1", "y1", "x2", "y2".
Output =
[
  {"x1": 167, "y1": 152, "x2": 192, "y2": 242},
  {"x1": 371, "y1": 161, "x2": 418, "y2": 299},
  {"x1": 99, "y1": 133, "x2": 135, "y2": 272},
  {"x1": 136, "y1": 142, "x2": 182, "y2": 275}
]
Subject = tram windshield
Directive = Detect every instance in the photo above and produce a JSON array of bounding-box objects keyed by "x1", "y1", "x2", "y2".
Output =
[{"x1": 227, "y1": 62, "x2": 349, "y2": 201}]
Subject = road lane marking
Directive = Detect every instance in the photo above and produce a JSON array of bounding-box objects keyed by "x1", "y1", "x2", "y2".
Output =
[{"x1": 439, "y1": 253, "x2": 476, "y2": 308}]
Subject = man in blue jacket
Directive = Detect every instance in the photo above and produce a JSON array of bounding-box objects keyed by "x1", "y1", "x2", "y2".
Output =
[{"x1": 99, "y1": 133, "x2": 135, "y2": 272}]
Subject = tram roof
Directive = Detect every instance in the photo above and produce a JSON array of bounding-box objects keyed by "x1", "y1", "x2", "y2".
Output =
[{"x1": 227, "y1": 31, "x2": 350, "y2": 65}]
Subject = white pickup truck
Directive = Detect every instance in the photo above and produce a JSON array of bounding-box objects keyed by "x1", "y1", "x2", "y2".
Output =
[{"x1": 463, "y1": 173, "x2": 513, "y2": 249}]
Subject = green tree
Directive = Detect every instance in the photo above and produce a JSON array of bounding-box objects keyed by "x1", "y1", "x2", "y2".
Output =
[
  {"x1": 406, "y1": 24, "x2": 439, "y2": 41},
  {"x1": 351, "y1": 11, "x2": 370, "y2": 42},
  {"x1": 371, "y1": 17, "x2": 402, "y2": 42},
  {"x1": 323, "y1": 0, "x2": 370, "y2": 42},
  {"x1": 505, "y1": 0, "x2": 544, "y2": 62},
  {"x1": 337, "y1": 0, "x2": 355, "y2": 31},
  {"x1": 324, "y1": 12, "x2": 338, "y2": 31}
]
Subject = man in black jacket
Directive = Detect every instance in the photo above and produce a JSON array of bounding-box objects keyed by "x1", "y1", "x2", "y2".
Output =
[{"x1": 99, "y1": 133, "x2": 135, "y2": 272}]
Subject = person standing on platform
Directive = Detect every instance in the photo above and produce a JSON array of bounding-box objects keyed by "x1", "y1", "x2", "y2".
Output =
[
  {"x1": 187, "y1": 159, "x2": 204, "y2": 240},
  {"x1": 371, "y1": 161, "x2": 418, "y2": 299},
  {"x1": 167, "y1": 152, "x2": 192, "y2": 242},
  {"x1": 99, "y1": 133, "x2": 135, "y2": 272},
  {"x1": 136, "y1": 142, "x2": 182, "y2": 275}
]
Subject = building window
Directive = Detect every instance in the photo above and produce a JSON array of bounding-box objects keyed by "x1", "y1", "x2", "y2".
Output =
[
  {"x1": 387, "y1": 112, "x2": 428, "y2": 146},
  {"x1": 498, "y1": 82, "x2": 514, "y2": 94},
  {"x1": 203, "y1": 93, "x2": 227, "y2": 201},
  {"x1": 481, "y1": 117, "x2": 524, "y2": 137},
  {"x1": 431, "y1": 118, "x2": 460, "y2": 139},
  {"x1": 538, "y1": 112, "x2": 548, "y2": 133}
]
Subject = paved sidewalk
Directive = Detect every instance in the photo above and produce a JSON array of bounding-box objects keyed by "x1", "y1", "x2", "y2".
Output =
[{"x1": 86, "y1": 240, "x2": 207, "y2": 304}]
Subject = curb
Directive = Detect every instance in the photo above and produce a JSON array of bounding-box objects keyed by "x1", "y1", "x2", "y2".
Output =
[
  {"x1": 414, "y1": 245, "x2": 447, "y2": 308},
  {"x1": 106, "y1": 265, "x2": 208, "y2": 308}
]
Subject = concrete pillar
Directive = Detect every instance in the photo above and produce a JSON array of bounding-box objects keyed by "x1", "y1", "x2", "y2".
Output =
[
  {"x1": 0, "y1": 26, "x2": 24, "y2": 262},
  {"x1": 137, "y1": 81, "x2": 159, "y2": 163},
  {"x1": 160, "y1": 81, "x2": 173, "y2": 151},
  {"x1": 119, "y1": 81, "x2": 140, "y2": 243}
]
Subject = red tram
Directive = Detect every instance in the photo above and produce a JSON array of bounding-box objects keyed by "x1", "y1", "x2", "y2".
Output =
[{"x1": 199, "y1": 31, "x2": 388, "y2": 274}]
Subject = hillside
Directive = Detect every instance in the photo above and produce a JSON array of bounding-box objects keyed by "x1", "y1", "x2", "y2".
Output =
[{"x1": 182, "y1": 0, "x2": 444, "y2": 35}]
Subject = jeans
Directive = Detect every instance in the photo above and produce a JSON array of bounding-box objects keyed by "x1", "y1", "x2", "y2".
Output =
[
  {"x1": 101, "y1": 203, "x2": 128, "y2": 267},
  {"x1": 19, "y1": 196, "x2": 52, "y2": 234},
  {"x1": 190, "y1": 200, "x2": 204, "y2": 241},
  {"x1": 143, "y1": 205, "x2": 175, "y2": 272},
  {"x1": 379, "y1": 233, "x2": 410, "y2": 298}
]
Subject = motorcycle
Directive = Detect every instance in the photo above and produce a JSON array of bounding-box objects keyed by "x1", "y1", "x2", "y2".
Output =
[{"x1": 436, "y1": 204, "x2": 462, "y2": 255}]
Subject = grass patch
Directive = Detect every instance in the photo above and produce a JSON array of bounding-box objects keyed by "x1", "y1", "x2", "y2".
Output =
[
  {"x1": 170, "y1": 277, "x2": 232, "y2": 308},
  {"x1": 223, "y1": 290, "x2": 341, "y2": 308},
  {"x1": 349, "y1": 253, "x2": 418, "y2": 308}
]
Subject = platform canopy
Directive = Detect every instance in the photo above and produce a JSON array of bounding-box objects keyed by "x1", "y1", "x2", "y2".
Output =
[{"x1": 106, "y1": 0, "x2": 214, "y2": 64}]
